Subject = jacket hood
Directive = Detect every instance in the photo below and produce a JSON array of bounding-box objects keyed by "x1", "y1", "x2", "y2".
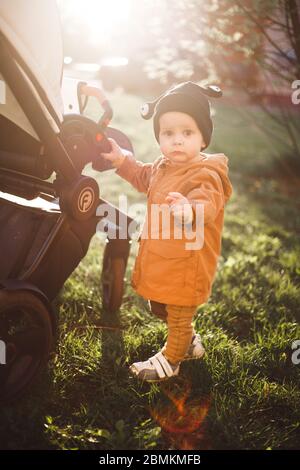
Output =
[{"x1": 200, "y1": 153, "x2": 233, "y2": 203}]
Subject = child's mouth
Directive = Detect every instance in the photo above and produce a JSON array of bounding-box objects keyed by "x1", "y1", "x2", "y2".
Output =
[{"x1": 171, "y1": 151, "x2": 184, "y2": 156}]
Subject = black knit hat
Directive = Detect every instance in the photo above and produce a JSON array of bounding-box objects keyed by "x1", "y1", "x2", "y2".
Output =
[{"x1": 140, "y1": 81, "x2": 222, "y2": 149}]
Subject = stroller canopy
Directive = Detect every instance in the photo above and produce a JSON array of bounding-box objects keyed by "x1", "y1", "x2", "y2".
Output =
[{"x1": 0, "y1": 0, "x2": 64, "y2": 139}]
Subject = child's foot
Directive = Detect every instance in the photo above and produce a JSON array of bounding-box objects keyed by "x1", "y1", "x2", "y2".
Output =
[
  {"x1": 129, "y1": 351, "x2": 180, "y2": 383},
  {"x1": 184, "y1": 333, "x2": 205, "y2": 361},
  {"x1": 162, "y1": 333, "x2": 205, "y2": 362}
]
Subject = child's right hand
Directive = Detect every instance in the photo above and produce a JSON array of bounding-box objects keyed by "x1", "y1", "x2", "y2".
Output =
[{"x1": 101, "y1": 138, "x2": 131, "y2": 169}]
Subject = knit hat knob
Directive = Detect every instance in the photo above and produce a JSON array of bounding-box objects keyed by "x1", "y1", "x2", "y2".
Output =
[
  {"x1": 140, "y1": 102, "x2": 153, "y2": 119},
  {"x1": 140, "y1": 91, "x2": 165, "y2": 120}
]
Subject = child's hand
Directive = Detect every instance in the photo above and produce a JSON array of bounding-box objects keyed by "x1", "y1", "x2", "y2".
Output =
[
  {"x1": 101, "y1": 138, "x2": 132, "y2": 169},
  {"x1": 165, "y1": 192, "x2": 194, "y2": 224}
]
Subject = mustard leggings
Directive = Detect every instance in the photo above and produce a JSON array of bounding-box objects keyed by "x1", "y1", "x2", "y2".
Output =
[{"x1": 148, "y1": 300, "x2": 197, "y2": 364}]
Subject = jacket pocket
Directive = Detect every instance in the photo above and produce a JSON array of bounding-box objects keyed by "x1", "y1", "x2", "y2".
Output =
[{"x1": 145, "y1": 239, "x2": 194, "y2": 290}]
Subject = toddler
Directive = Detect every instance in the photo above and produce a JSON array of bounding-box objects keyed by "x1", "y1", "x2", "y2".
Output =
[{"x1": 101, "y1": 81, "x2": 233, "y2": 382}]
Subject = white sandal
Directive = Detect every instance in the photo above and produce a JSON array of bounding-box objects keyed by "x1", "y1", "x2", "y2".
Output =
[{"x1": 129, "y1": 351, "x2": 180, "y2": 382}]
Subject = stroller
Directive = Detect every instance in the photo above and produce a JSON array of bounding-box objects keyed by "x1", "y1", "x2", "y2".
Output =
[{"x1": 0, "y1": 0, "x2": 134, "y2": 403}]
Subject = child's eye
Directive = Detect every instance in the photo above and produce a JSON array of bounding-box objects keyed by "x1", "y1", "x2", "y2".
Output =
[
  {"x1": 164, "y1": 131, "x2": 173, "y2": 136},
  {"x1": 184, "y1": 130, "x2": 193, "y2": 136}
]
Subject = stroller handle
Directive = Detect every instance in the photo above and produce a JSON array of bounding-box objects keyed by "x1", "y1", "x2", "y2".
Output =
[{"x1": 77, "y1": 82, "x2": 113, "y2": 131}]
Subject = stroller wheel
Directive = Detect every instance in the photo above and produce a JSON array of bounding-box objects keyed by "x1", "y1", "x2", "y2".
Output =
[
  {"x1": 101, "y1": 254, "x2": 126, "y2": 314},
  {"x1": 0, "y1": 289, "x2": 53, "y2": 404}
]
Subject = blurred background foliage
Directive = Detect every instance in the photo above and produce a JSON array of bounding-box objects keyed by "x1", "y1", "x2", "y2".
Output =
[{"x1": 58, "y1": 0, "x2": 300, "y2": 164}]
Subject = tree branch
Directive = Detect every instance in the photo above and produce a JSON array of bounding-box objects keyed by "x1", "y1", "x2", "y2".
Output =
[
  {"x1": 235, "y1": 0, "x2": 297, "y2": 67},
  {"x1": 287, "y1": 0, "x2": 300, "y2": 67}
]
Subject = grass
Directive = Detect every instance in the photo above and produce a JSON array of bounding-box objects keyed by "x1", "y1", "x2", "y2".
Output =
[{"x1": 1, "y1": 90, "x2": 300, "y2": 450}]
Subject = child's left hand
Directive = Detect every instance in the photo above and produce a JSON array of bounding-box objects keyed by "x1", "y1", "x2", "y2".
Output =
[{"x1": 165, "y1": 192, "x2": 194, "y2": 224}]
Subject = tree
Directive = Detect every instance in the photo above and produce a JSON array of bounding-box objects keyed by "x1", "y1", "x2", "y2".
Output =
[
  {"x1": 232, "y1": 0, "x2": 300, "y2": 162},
  {"x1": 133, "y1": 0, "x2": 300, "y2": 162}
]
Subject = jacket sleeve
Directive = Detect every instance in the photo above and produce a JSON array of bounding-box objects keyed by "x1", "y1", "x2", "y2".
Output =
[
  {"x1": 115, "y1": 153, "x2": 153, "y2": 194},
  {"x1": 186, "y1": 169, "x2": 225, "y2": 225}
]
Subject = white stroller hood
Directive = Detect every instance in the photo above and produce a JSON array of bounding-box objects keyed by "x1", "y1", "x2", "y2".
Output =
[{"x1": 0, "y1": 0, "x2": 64, "y2": 139}]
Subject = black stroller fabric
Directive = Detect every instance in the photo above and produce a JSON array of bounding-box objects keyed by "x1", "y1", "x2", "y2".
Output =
[{"x1": 0, "y1": 196, "x2": 97, "y2": 300}]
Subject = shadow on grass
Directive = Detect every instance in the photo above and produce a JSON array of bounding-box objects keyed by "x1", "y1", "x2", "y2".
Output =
[{"x1": 0, "y1": 364, "x2": 56, "y2": 449}]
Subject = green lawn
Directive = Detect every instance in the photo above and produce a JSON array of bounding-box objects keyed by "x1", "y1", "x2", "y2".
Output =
[{"x1": 1, "y1": 91, "x2": 300, "y2": 450}]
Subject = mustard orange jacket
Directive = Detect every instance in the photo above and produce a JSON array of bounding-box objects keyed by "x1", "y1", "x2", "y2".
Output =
[{"x1": 116, "y1": 152, "x2": 233, "y2": 306}]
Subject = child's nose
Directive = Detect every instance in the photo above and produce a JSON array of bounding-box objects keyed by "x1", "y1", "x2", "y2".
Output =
[{"x1": 174, "y1": 134, "x2": 183, "y2": 145}]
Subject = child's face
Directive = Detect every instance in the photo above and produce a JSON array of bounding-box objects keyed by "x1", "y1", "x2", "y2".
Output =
[{"x1": 158, "y1": 112, "x2": 206, "y2": 163}]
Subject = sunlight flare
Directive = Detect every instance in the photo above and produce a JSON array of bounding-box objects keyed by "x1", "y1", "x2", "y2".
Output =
[{"x1": 58, "y1": 0, "x2": 131, "y2": 45}]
